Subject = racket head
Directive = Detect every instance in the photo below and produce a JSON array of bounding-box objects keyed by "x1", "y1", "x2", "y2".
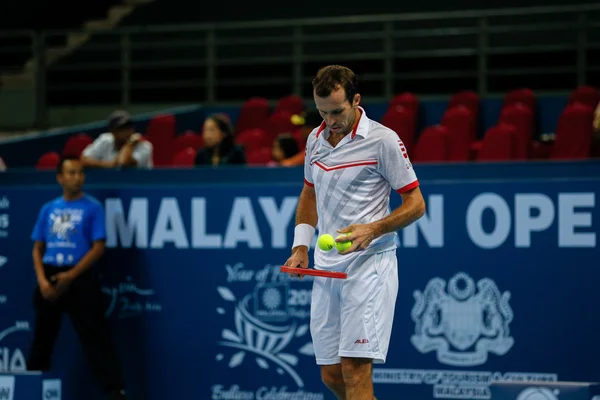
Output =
[{"x1": 280, "y1": 266, "x2": 347, "y2": 279}]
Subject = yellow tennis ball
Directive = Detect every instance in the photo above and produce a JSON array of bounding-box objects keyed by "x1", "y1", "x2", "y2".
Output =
[
  {"x1": 336, "y1": 233, "x2": 352, "y2": 252},
  {"x1": 317, "y1": 234, "x2": 335, "y2": 251}
]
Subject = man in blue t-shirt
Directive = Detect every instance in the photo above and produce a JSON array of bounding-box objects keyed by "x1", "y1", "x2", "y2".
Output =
[{"x1": 28, "y1": 156, "x2": 128, "y2": 400}]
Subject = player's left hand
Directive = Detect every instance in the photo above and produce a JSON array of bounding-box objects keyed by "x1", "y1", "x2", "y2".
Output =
[{"x1": 336, "y1": 223, "x2": 379, "y2": 255}]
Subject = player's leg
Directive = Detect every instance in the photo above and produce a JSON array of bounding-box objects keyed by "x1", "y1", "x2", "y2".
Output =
[
  {"x1": 341, "y1": 357, "x2": 374, "y2": 399},
  {"x1": 63, "y1": 270, "x2": 127, "y2": 398},
  {"x1": 338, "y1": 250, "x2": 399, "y2": 400},
  {"x1": 320, "y1": 364, "x2": 346, "y2": 399},
  {"x1": 27, "y1": 279, "x2": 64, "y2": 371},
  {"x1": 310, "y1": 275, "x2": 345, "y2": 397}
]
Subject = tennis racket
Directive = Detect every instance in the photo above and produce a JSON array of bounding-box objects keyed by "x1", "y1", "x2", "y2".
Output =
[{"x1": 280, "y1": 266, "x2": 347, "y2": 279}]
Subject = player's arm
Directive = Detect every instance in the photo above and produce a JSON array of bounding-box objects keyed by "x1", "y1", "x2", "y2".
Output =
[
  {"x1": 285, "y1": 132, "x2": 318, "y2": 271},
  {"x1": 294, "y1": 183, "x2": 318, "y2": 252},
  {"x1": 372, "y1": 186, "x2": 425, "y2": 236},
  {"x1": 285, "y1": 183, "x2": 318, "y2": 271},
  {"x1": 337, "y1": 135, "x2": 425, "y2": 254}
]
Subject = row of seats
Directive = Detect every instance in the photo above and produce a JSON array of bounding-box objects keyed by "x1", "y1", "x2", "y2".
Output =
[
  {"x1": 397, "y1": 85, "x2": 599, "y2": 163},
  {"x1": 34, "y1": 86, "x2": 600, "y2": 169}
]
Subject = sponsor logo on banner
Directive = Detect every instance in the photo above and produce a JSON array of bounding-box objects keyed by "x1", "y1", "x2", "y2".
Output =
[
  {"x1": 517, "y1": 387, "x2": 559, "y2": 400},
  {"x1": 212, "y1": 263, "x2": 323, "y2": 399},
  {"x1": 42, "y1": 379, "x2": 62, "y2": 400},
  {"x1": 372, "y1": 369, "x2": 558, "y2": 400},
  {"x1": 102, "y1": 276, "x2": 162, "y2": 319},
  {"x1": 411, "y1": 272, "x2": 514, "y2": 366},
  {"x1": 0, "y1": 256, "x2": 6, "y2": 268},
  {"x1": 373, "y1": 272, "x2": 558, "y2": 399},
  {"x1": 0, "y1": 376, "x2": 15, "y2": 400},
  {"x1": 0, "y1": 197, "x2": 8, "y2": 209},
  {"x1": 0, "y1": 321, "x2": 30, "y2": 372}
]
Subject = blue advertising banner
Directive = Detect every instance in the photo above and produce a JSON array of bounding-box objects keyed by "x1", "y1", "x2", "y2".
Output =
[{"x1": 0, "y1": 174, "x2": 598, "y2": 400}]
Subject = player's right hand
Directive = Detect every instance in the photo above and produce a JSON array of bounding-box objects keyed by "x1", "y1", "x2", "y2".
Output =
[
  {"x1": 284, "y1": 246, "x2": 309, "y2": 279},
  {"x1": 39, "y1": 279, "x2": 59, "y2": 302}
]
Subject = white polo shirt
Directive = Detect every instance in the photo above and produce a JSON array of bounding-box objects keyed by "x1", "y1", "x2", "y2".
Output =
[
  {"x1": 304, "y1": 107, "x2": 418, "y2": 270},
  {"x1": 82, "y1": 133, "x2": 153, "y2": 169}
]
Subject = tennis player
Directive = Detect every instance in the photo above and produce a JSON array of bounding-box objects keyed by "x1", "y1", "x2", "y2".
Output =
[{"x1": 284, "y1": 65, "x2": 426, "y2": 399}]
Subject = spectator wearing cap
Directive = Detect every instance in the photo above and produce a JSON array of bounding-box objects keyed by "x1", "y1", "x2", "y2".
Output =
[
  {"x1": 195, "y1": 113, "x2": 246, "y2": 166},
  {"x1": 280, "y1": 109, "x2": 323, "y2": 167},
  {"x1": 81, "y1": 111, "x2": 153, "y2": 169}
]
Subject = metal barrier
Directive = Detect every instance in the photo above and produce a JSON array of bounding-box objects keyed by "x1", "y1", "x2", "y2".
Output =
[{"x1": 1, "y1": 4, "x2": 600, "y2": 112}]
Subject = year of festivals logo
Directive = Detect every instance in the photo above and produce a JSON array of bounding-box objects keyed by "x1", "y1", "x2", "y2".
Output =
[{"x1": 212, "y1": 263, "x2": 324, "y2": 400}]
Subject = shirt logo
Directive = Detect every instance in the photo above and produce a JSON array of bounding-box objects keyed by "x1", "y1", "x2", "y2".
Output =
[{"x1": 49, "y1": 209, "x2": 83, "y2": 241}]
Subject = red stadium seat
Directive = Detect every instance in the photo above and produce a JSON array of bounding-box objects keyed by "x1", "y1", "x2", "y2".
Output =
[
  {"x1": 550, "y1": 102, "x2": 594, "y2": 160},
  {"x1": 264, "y1": 110, "x2": 296, "y2": 141},
  {"x1": 448, "y1": 90, "x2": 479, "y2": 119},
  {"x1": 503, "y1": 88, "x2": 535, "y2": 112},
  {"x1": 146, "y1": 113, "x2": 176, "y2": 167},
  {"x1": 172, "y1": 147, "x2": 197, "y2": 167},
  {"x1": 498, "y1": 103, "x2": 534, "y2": 159},
  {"x1": 246, "y1": 147, "x2": 273, "y2": 165},
  {"x1": 568, "y1": 85, "x2": 600, "y2": 110},
  {"x1": 441, "y1": 105, "x2": 476, "y2": 161},
  {"x1": 274, "y1": 95, "x2": 305, "y2": 116},
  {"x1": 388, "y1": 92, "x2": 419, "y2": 117},
  {"x1": 413, "y1": 125, "x2": 451, "y2": 163},
  {"x1": 36, "y1": 151, "x2": 60, "y2": 170},
  {"x1": 62, "y1": 133, "x2": 93, "y2": 157},
  {"x1": 380, "y1": 105, "x2": 416, "y2": 156},
  {"x1": 173, "y1": 130, "x2": 203, "y2": 157},
  {"x1": 477, "y1": 124, "x2": 518, "y2": 161},
  {"x1": 235, "y1": 129, "x2": 272, "y2": 152},
  {"x1": 235, "y1": 97, "x2": 270, "y2": 134}
]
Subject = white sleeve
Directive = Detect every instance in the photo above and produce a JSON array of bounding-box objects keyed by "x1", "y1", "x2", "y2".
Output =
[
  {"x1": 82, "y1": 136, "x2": 108, "y2": 160},
  {"x1": 379, "y1": 134, "x2": 419, "y2": 193},
  {"x1": 132, "y1": 141, "x2": 153, "y2": 169}
]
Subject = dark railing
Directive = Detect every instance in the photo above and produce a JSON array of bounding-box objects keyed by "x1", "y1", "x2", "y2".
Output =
[{"x1": 1, "y1": 3, "x2": 599, "y2": 126}]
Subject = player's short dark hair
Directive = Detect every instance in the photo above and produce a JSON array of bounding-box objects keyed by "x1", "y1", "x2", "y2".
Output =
[
  {"x1": 312, "y1": 65, "x2": 358, "y2": 103},
  {"x1": 57, "y1": 155, "x2": 83, "y2": 174}
]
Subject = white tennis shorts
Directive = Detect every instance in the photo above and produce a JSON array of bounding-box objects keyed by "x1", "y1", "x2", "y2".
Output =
[{"x1": 310, "y1": 249, "x2": 399, "y2": 365}]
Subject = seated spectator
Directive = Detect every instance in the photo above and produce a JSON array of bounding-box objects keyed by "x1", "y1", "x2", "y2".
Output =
[
  {"x1": 280, "y1": 109, "x2": 322, "y2": 167},
  {"x1": 81, "y1": 111, "x2": 153, "y2": 169},
  {"x1": 271, "y1": 134, "x2": 300, "y2": 166},
  {"x1": 0, "y1": 156, "x2": 6, "y2": 171},
  {"x1": 195, "y1": 114, "x2": 246, "y2": 166}
]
